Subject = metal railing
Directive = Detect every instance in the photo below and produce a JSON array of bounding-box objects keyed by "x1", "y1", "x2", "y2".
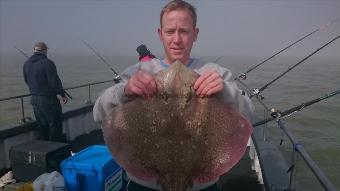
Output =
[
  {"x1": 277, "y1": 119, "x2": 336, "y2": 191},
  {"x1": 0, "y1": 79, "x2": 114, "y2": 124},
  {"x1": 260, "y1": 117, "x2": 337, "y2": 191}
]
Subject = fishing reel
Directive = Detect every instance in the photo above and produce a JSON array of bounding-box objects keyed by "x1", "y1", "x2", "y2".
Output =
[
  {"x1": 252, "y1": 88, "x2": 264, "y2": 100},
  {"x1": 270, "y1": 108, "x2": 281, "y2": 119},
  {"x1": 113, "y1": 75, "x2": 122, "y2": 84},
  {"x1": 238, "y1": 73, "x2": 247, "y2": 80}
]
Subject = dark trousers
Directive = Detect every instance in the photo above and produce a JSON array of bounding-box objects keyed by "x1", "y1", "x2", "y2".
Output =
[
  {"x1": 125, "y1": 182, "x2": 220, "y2": 191},
  {"x1": 122, "y1": 173, "x2": 220, "y2": 191},
  {"x1": 31, "y1": 95, "x2": 64, "y2": 142}
]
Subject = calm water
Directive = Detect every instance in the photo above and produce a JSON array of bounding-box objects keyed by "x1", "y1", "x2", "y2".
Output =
[{"x1": 0, "y1": 54, "x2": 339, "y2": 190}]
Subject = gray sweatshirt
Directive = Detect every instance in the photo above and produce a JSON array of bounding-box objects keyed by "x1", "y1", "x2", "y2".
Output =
[{"x1": 93, "y1": 58, "x2": 254, "y2": 123}]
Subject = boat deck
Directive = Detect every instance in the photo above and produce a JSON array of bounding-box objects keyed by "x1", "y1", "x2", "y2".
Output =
[
  {"x1": 70, "y1": 130, "x2": 264, "y2": 191},
  {"x1": 72, "y1": 131, "x2": 264, "y2": 191},
  {"x1": 218, "y1": 148, "x2": 263, "y2": 191},
  {"x1": 1, "y1": 129, "x2": 263, "y2": 191}
]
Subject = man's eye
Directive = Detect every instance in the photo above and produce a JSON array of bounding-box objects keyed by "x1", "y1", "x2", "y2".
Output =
[{"x1": 177, "y1": 29, "x2": 189, "y2": 34}]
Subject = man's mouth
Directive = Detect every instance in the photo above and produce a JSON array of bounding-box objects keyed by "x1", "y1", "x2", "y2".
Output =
[{"x1": 170, "y1": 48, "x2": 184, "y2": 54}]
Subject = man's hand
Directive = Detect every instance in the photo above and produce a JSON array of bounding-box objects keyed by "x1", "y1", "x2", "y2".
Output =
[
  {"x1": 194, "y1": 70, "x2": 224, "y2": 97},
  {"x1": 61, "y1": 96, "x2": 68, "y2": 104},
  {"x1": 124, "y1": 71, "x2": 157, "y2": 99},
  {"x1": 57, "y1": 95, "x2": 68, "y2": 104}
]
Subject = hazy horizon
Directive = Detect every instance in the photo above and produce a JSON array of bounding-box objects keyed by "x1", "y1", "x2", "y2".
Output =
[{"x1": 1, "y1": 0, "x2": 340, "y2": 61}]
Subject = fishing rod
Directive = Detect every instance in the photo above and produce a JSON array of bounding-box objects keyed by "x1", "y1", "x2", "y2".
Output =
[
  {"x1": 236, "y1": 34, "x2": 340, "y2": 120},
  {"x1": 253, "y1": 89, "x2": 340, "y2": 127},
  {"x1": 238, "y1": 19, "x2": 338, "y2": 80},
  {"x1": 250, "y1": 34, "x2": 340, "y2": 99},
  {"x1": 13, "y1": 46, "x2": 73, "y2": 99},
  {"x1": 208, "y1": 55, "x2": 274, "y2": 115},
  {"x1": 208, "y1": 55, "x2": 276, "y2": 118},
  {"x1": 213, "y1": 56, "x2": 224, "y2": 63},
  {"x1": 80, "y1": 40, "x2": 121, "y2": 83},
  {"x1": 14, "y1": 46, "x2": 29, "y2": 58},
  {"x1": 232, "y1": 19, "x2": 339, "y2": 115},
  {"x1": 235, "y1": 77, "x2": 273, "y2": 114}
]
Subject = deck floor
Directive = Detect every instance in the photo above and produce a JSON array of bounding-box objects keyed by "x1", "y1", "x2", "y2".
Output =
[
  {"x1": 73, "y1": 130, "x2": 264, "y2": 191},
  {"x1": 1, "y1": 130, "x2": 263, "y2": 191},
  {"x1": 218, "y1": 148, "x2": 263, "y2": 191}
]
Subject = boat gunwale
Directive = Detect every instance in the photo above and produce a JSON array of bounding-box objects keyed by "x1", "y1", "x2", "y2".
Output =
[{"x1": 0, "y1": 104, "x2": 93, "y2": 140}]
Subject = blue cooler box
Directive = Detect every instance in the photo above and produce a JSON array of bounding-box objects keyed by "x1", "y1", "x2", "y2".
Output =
[{"x1": 61, "y1": 145, "x2": 122, "y2": 191}]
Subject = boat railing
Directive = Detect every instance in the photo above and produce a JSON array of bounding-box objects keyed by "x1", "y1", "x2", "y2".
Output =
[
  {"x1": 260, "y1": 117, "x2": 336, "y2": 191},
  {"x1": 0, "y1": 79, "x2": 115, "y2": 124}
]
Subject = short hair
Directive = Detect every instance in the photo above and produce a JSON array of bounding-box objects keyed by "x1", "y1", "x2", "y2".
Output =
[
  {"x1": 160, "y1": 0, "x2": 197, "y2": 28},
  {"x1": 34, "y1": 41, "x2": 48, "y2": 52}
]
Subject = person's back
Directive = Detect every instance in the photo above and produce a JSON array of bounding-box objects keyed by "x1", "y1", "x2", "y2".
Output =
[
  {"x1": 23, "y1": 41, "x2": 68, "y2": 142},
  {"x1": 24, "y1": 52, "x2": 64, "y2": 96}
]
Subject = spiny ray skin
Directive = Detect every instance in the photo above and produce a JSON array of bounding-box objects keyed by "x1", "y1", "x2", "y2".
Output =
[{"x1": 103, "y1": 61, "x2": 252, "y2": 191}]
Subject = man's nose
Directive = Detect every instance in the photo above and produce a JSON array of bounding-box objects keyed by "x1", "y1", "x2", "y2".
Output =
[{"x1": 173, "y1": 32, "x2": 181, "y2": 43}]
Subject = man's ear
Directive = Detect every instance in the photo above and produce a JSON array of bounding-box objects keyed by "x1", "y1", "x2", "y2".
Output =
[
  {"x1": 158, "y1": 28, "x2": 163, "y2": 41},
  {"x1": 194, "y1": 27, "x2": 199, "y2": 42}
]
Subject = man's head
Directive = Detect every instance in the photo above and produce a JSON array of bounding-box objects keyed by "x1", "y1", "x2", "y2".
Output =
[
  {"x1": 33, "y1": 42, "x2": 48, "y2": 54},
  {"x1": 158, "y1": 0, "x2": 199, "y2": 65}
]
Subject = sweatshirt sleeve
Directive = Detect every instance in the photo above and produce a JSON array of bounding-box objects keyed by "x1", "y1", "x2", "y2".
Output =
[
  {"x1": 46, "y1": 60, "x2": 65, "y2": 97},
  {"x1": 23, "y1": 62, "x2": 28, "y2": 84},
  {"x1": 194, "y1": 62, "x2": 254, "y2": 120},
  {"x1": 93, "y1": 64, "x2": 140, "y2": 123}
]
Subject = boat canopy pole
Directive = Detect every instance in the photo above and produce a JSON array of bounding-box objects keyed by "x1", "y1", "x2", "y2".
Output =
[
  {"x1": 250, "y1": 34, "x2": 340, "y2": 99},
  {"x1": 253, "y1": 89, "x2": 340, "y2": 127},
  {"x1": 80, "y1": 39, "x2": 122, "y2": 83},
  {"x1": 13, "y1": 46, "x2": 73, "y2": 99},
  {"x1": 238, "y1": 19, "x2": 338, "y2": 80}
]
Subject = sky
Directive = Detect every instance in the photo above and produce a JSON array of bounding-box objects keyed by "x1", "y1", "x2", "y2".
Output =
[{"x1": 1, "y1": 0, "x2": 340, "y2": 59}]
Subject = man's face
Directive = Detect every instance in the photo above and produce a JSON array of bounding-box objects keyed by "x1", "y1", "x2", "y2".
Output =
[{"x1": 158, "y1": 9, "x2": 199, "y2": 65}]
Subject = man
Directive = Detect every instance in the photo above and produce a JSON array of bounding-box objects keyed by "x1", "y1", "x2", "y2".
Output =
[
  {"x1": 93, "y1": 0, "x2": 254, "y2": 190},
  {"x1": 23, "y1": 42, "x2": 68, "y2": 142}
]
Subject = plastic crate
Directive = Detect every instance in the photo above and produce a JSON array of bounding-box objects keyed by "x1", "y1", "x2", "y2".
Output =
[{"x1": 61, "y1": 145, "x2": 122, "y2": 191}]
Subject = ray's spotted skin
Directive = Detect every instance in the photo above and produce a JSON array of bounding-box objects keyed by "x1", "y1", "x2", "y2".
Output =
[{"x1": 102, "y1": 61, "x2": 253, "y2": 191}]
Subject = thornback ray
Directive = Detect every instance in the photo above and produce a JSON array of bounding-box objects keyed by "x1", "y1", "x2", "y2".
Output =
[{"x1": 102, "y1": 61, "x2": 253, "y2": 191}]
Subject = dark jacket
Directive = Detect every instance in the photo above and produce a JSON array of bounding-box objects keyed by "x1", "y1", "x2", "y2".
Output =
[{"x1": 23, "y1": 52, "x2": 65, "y2": 97}]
